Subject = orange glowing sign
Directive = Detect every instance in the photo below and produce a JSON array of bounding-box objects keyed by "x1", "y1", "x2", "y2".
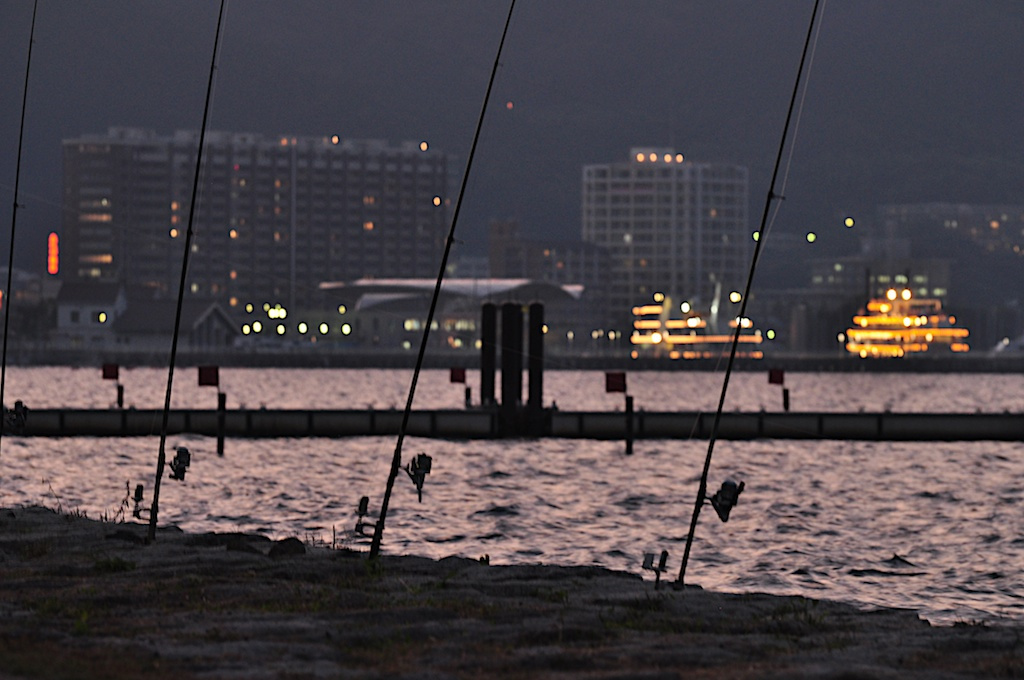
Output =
[{"x1": 46, "y1": 232, "x2": 59, "y2": 275}]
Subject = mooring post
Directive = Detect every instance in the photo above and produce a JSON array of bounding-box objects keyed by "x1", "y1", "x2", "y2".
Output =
[
  {"x1": 625, "y1": 394, "x2": 634, "y2": 456},
  {"x1": 783, "y1": 387, "x2": 790, "y2": 412},
  {"x1": 500, "y1": 302, "x2": 523, "y2": 434},
  {"x1": 480, "y1": 303, "x2": 497, "y2": 407},
  {"x1": 217, "y1": 391, "x2": 226, "y2": 456},
  {"x1": 116, "y1": 383, "x2": 124, "y2": 410}
]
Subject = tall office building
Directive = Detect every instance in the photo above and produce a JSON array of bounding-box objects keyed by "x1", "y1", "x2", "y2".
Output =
[
  {"x1": 582, "y1": 148, "x2": 749, "y2": 325},
  {"x1": 62, "y1": 128, "x2": 450, "y2": 310}
]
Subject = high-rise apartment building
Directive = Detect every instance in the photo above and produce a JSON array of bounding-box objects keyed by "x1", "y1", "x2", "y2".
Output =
[
  {"x1": 62, "y1": 128, "x2": 450, "y2": 310},
  {"x1": 582, "y1": 148, "x2": 749, "y2": 325}
]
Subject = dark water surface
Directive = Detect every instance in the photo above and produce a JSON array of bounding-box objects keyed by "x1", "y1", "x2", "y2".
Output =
[{"x1": 1, "y1": 368, "x2": 1021, "y2": 624}]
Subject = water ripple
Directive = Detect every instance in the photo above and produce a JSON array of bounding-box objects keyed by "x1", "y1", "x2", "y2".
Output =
[{"x1": 1, "y1": 370, "x2": 1022, "y2": 625}]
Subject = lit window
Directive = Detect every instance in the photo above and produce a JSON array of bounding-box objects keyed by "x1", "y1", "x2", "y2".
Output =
[
  {"x1": 363, "y1": 221, "x2": 374, "y2": 231},
  {"x1": 170, "y1": 228, "x2": 179, "y2": 238},
  {"x1": 432, "y1": 196, "x2": 442, "y2": 206},
  {"x1": 47, "y1": 232, "x2": 59, "y2": 275},
  {"x1": 276, "y1": 324, "x2": 286, "y2": 335},
  {"x1": 318, "y1": 322, "x2": 329, "y2": 334},
  {"x1": 648, "y1": 153, "x2": 657, "y2": 162},
  {"x1": 229, "y1": 270, "x2": 237, "y2": 280},
  {"x1": 331, "y1": 135, "x2": 340, "y2": 144},
  {"x1": 341, "y1": 323, "x2": 352, "y2": 335},
  {"x1": 229, "y1": 229, "x2": 238, "y2": 239},
  {"x1": 419, "y1": 141, "x2": 428, "y2": 151},
  {"x1": 635, "y1": 153, "x2": 645, "y2": 162}
]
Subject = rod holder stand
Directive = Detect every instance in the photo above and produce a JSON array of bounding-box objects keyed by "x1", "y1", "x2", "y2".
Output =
[
  {"x1": 642, "y1": 550, "x2": 669, "y2": 589},
  {"x1": 355, "y1": 495, "x2": 378, "y2": 536}
]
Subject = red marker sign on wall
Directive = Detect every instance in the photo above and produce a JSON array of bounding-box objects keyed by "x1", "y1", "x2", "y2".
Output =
[
  {"x1": 198, "y1": 365, "x2": 219, "y2": 387},
  {"x1": 605, "y1": 372, "x2": 626, "y2": 393}
]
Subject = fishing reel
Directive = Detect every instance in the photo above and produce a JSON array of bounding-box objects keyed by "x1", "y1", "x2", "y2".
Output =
[
  {"x1": 168, "y1": 446, "x2": 191, "y2": 481},
  {"x1": 404, "y1": 453, "x2": 432, "y2": 502},
  {"x1": 707, "y1": 478, "x2": 745, "y2": 522}
]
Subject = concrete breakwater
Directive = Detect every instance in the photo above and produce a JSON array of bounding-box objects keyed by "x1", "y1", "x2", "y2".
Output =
[{"x1": 11, "y1": 407, "x2": 1023, "y2": 441}]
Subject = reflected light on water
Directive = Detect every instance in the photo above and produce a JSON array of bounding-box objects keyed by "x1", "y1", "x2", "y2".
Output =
[{"x1": 0, "y1": 369, "x2": 1022, "y2": 625}]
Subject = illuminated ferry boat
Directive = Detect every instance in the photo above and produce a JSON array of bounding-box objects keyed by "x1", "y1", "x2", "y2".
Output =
[
  {"x1": 629, "y1": 293, "x2": 764, "y2": 360},
  {"x1": 844, "y1": 288, "x2": 969, "y2": 358}
]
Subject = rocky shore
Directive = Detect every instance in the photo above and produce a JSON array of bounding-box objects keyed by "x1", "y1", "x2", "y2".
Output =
[{"x1": 0, "y1": 506, "x2": 1020, "y2": 679}]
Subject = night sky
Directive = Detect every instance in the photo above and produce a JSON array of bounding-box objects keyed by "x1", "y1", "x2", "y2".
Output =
[{"x1": 1, "y1": 1, "x2": 1022, "y2": 287}]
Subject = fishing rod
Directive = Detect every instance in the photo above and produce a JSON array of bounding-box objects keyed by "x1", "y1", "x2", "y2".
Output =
[
  {"x1": 0, "y1": 0, "x2": 39, "y2": 465},
  {"x1": 677, "y1": 0, "x2": 823, "y2": 585},
  {"x1": 147, "y1": 0, "x2": 227, "y2": 543},
  {"x1": 369, "y1": 0, "x2": 517, "y2": 559}
]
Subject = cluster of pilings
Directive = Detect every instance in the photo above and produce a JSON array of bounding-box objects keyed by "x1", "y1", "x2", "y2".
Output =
[{"x1": 479, "y1": 302, "x2": 548, "y2": 436}]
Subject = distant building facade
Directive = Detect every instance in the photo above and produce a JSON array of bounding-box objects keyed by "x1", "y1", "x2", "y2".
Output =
[
  {"x1": 581, "y1": 148, "x2": 749, "y2": 328},
  {"x1": 876, "y1": 203, "x2": 1024, "y2": 260},
  {"x1": 61, "y1": 128, "x2": 451, "y2": 312}
]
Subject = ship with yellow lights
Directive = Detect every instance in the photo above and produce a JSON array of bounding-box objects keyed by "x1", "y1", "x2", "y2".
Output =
[
  {"x1": 844, "y1": 288, "x2": 970, "y2": 358},
  {"x1": 629, "y1": 293, "x2": 764, "y2": 360}
]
